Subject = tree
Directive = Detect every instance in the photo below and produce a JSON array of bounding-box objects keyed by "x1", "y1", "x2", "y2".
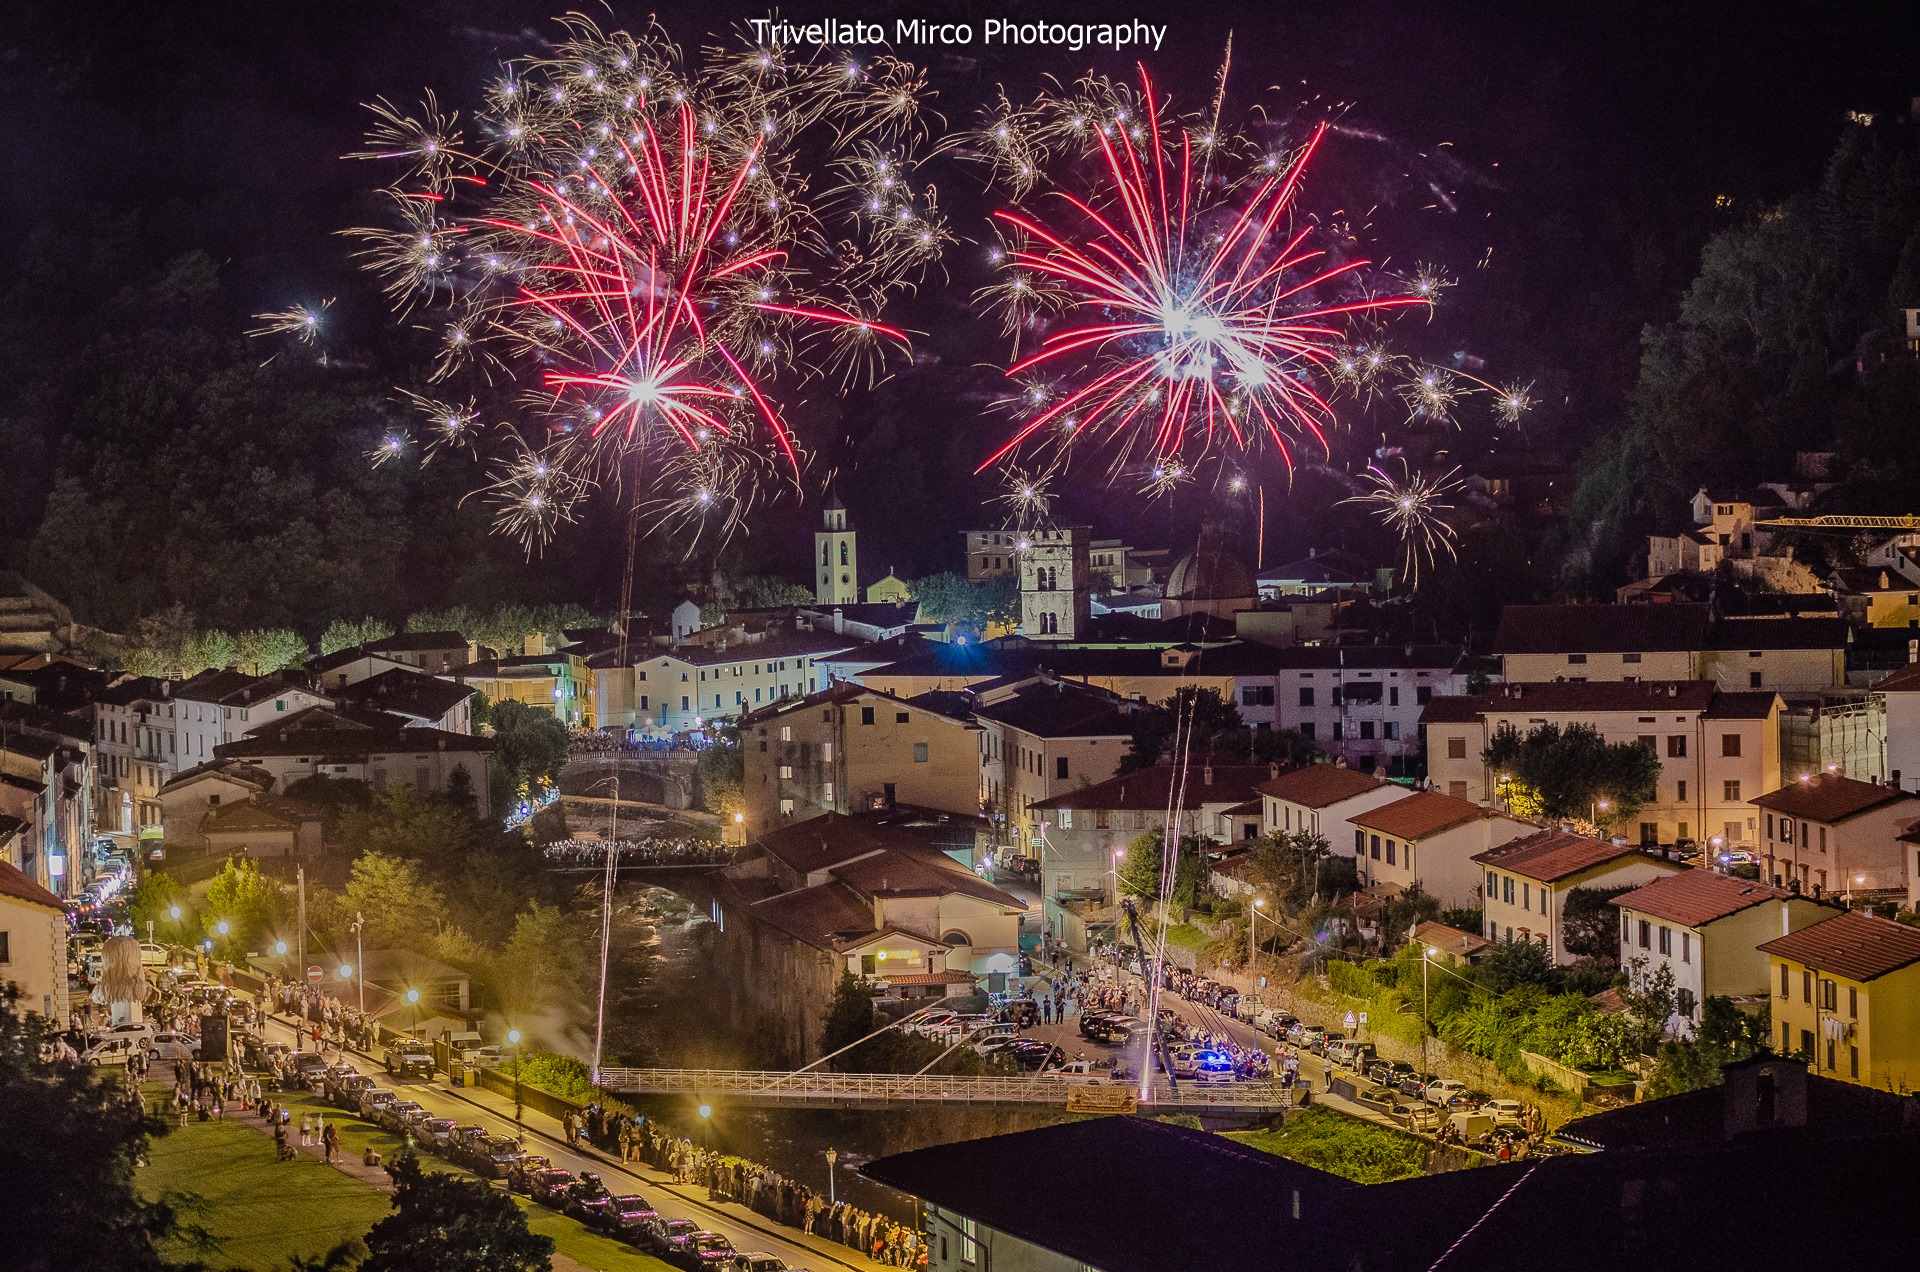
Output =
[
  {"x1": 232, "y1": 628, "x2": 309, "y2": 674},
  {"x1": 488, "y1": 700, "x2": 570, "y2": 801},
  {"x1": 820, "y1": 971, "x2": 880, "y2": 1057},
  {"x1": 344, "y1": 852, "x2": 446, "y2": 949},
  {"x1": 494, "y1": 904, "x2": 590, "y2": 1016},
  {"x1": 907, "y1": 572, "x2": 982, "y2": 624},
  {"x1": 344, "y1": 785, "x2": 478, "y2": 866},
  {"x1": 1247, "y1": 830, "x2": 1341, "y2": 913},
  {"x1": 128, "y1": 872, "x2": 191, "y2": 940},
  {"x1": 360, "y1": 1152, "x2": 553, "y2": 1272},
  {"x1": 0, "y1": 987, "x2": 192, "y2": 1270},
  {"x1": 1474, "y1": 937, "x2": 1557, "y2": 995},
  {"x1": 1116, "y1": 829, "x2": 1211, "y2": 910},
  {"x1": 1121, "y1": 686, "x2": 1245, "y2": 772},
  {"x1": 1483, "y1": 723, "x2": 1661, "y2": 824},
  {"x1": 1381, "y1": 887, "x2": 1441, "y2": 950},
  {"x1": 1619, "y1": 955, "x2": 1680, "y2": 1055},
  {"x1": 1560, "y1": 885, "x2": 1635, "y2": 963},
  {"x1": 320, "y1": 616, "x2": 393, "y2": 655},
  {"x1": 282, "y1": 775, "x2": 373, "y2": 832},
  {"x1": 696, "y1": 731, "x2": 743, "y2": 817},
  {"x1": 730, "y1": 576, "x2": 815, "y2": 609},
  {"x1": 203, "y1": 857, "x2": 288, "y2": 955}
]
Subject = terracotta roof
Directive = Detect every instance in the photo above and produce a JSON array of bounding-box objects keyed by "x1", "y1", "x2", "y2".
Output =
[
  {"x1": 1759, "y1": 910, "x2": 1920, "y2": 983},
  {"x1": 1220, "y1": 798, "x2": 1263, "y2": 817},
  {"x1": 1254, "y1": 765, "x2": 1390, "y2": 809},
  {"x1": 205, "y1": 794, "x2": 324, "y2": 833},
  {"x1": 0, "y1": 858, "x2": 63, "y2": 910},
  {"x1": 1874, "y1": 661, "x2": 1920, "y2": 693},
  {"x1": 1610, "y1": 871, "x2": 1799, "y2": 928},
  {"x1": 1350, "y1": 791, "x2": 1489, "y2": 840},
  {"x1": 879, "y1": 970, "x2": 979, "y2": 985},
  {"x1": 738, "y1": 681, "x2": 974, "y2": 730},
  {"x1": 747, "y1": 881, "x2": 882, "y2": 951},
  {"x1": 1473, "y1": 829, "x2": 1667, "y2": 883},
  {"x1": 832, "y1": 844, "x2": 1024, "y2": 909},
  {"x1": 158, "y1": 759, "x2": 273, "y2": 795},
  {"x1": 973, "y1": 680, "x2": 1135, "y2": 739},
  {"x1": 1412, "y1": 920, "x2": 1490, "y2": 961},
  {"x1": 1702, "y1": 692, "x2": 1782, "y2": 720},
  {"x1": 1031, "y1": 763, "x2": 1283, "y2": 813},
  {"x1": 216, "y1": 726, "x2": 491, "y2": 759},
  {"x1": 335, "y1": 670, "x2": 476, "y2": 723},
  {"x1": 1423, "y1": 680, "x2": 1723, "y2": 724},
  {"x1": 1749, "y1": 773, "x2": 1916, "y2": 823},
  {"x1": 1705, "y1": 617, "x2": 1849, "y2": 652},
  {"x1": 754, "y1": 813, "x2": 915, "y2": 876},
  {"x1": 1493, "y1": 604, "x2": 1711, "y2": 654}
]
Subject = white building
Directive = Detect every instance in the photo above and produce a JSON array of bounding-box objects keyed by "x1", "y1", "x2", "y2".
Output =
[
  {"x1": 1349, "y1": 791, "x2": 1535, "y2": 911},
  {"x1": 1474, "y1": 830, "x2": 1686, "y2": 964},
  {"x1": 0, "y1": 859, "x2": 68, "y2": 1020},
  {"x1": 1256, "y1": 765, "x2": 1411, "y2": 858}
]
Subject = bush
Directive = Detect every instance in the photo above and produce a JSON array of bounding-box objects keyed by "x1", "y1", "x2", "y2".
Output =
[{"x1": 1227, "y1": 1106, "x2": 1426, "y2": 1183}]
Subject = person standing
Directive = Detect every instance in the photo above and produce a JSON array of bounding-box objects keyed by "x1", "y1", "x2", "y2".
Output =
[
  {"x1": 300, "y1": 1111, "x2": 313, "y2": 1146},
  {"x1": 322, "y1": 1121, "x2": 338, "y2": 1162}
]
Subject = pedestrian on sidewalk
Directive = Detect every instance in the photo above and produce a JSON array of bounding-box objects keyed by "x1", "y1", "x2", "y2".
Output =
[
  {"x1": 322, "y1": 1122, "x2": 338, "y2": 1162},
  {"x1": 300, "y1": 1112, "x2": 313, "y2": 1146},
  {"x1": 563, "y1": 1111, "x2": 577, "y2": 1145}
]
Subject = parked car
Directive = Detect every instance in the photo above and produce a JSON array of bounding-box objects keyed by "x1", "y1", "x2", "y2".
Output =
[
  {"x1": 909, "y1": 1011, "x2": 960, "y2": 1038},
  {"x1": 676, "y1": 1232, "x2": 737, "y2": 1270},
  {"x1": 1397, "y1": 1072, "x2": 1436, "y2": 1099},
  {"x1": 82, "y1": 1035, "x2": 148, "y2": 1067},
  {"x1": 1483, "y1": 1098, "x2": 1526, "y2": 1128},
  {"x1": 1088, "y1": 1015, "x2": 1142, "y2": 1044},
  {"x1": 466, "y1": 1045, "x2": 510, "y2": 1068},
  {"x1": 318, "y1": 1064, "x2": 360, "y2": 1101},
  {"x1": 564, "y1": 1179, "x2": 614, "y2": 1224},
  {"x1": 646, "y1": 1217, "x2": 701, "y2": 1256},
  {"x1": 1078, "y1": 1010, "x2": 1124, "y2": 1039},
  {"x1": 332, "y1": 1075, "x2": 376, "y2": 1110},
  {"x1": 385, "y1": 1039, "x2": 435, "y2": 1079},
  {"x1": 1328, "y1": 1039, "x2": 1376, "y2": 1070},
  {"x1": 528, "y1": 1167, "x2": 575, "y2": 1205},
  {"x1": 380, "y1": 1100, "x2": 425, "y2": 1135},
  {"x1": 475, "y1": 1137, "x2": 528, "y2": 1180},
  {"x1": 1358, "y1": 1087, "x2": 1418, "y2": 1120},
  {"x1": 149, "y1": 1031, "x2": 200, "y2": 1062},
  {"x1": 1447, "y1": 1111, "x2": 1498, "y2": 1146},
  {"x1": 89, "y1": 1021, "x2": 157, "y2": 1049},
  {"x1": 726, "y1": 1253, "x2": 791, "y2": 1272},
  {"x1": 288, "y1": 1053, "x2": 330, "y2": 1089},
  {"x1": 1168, "y1": 1047, "x2": 1200, "y2": 1079},
  {"x1": 417, "y1": 1117, "x2": 461, "y2": 1155},
  {"x1": 1368, "y1": 1060, "x2": 1416, "y2": 1088},
  {"x1": 1295, "y1": 1024, "x2": 1326, "y2": 1049},
  {"x1": 997, "y1": 997, "x2": 1040, "y2": 1027},
  {"x1": 1312, "y1": 1030, "x2": 1346, "y2": 1057},
  {"x1": 968, "y1": 1023, "x2": 1021, "y2": 1050},
  {"x1": 357, "y1": 1088, "x2": 399, "y2": 1122},
  {"x1": 1004, "y1": 1041, "x2": 1065, "y2": 1072},
  {"x1": 138, "y1": 942, "x2": 170, "y2": 968},
  {"x1": 1425, "y1": 1079, "x2": 1469, "y2": 1107},
  {"x1": 1402, "y1": 1104, "x2": 1444, "y2": 1133},
  {"x1": 606, "y1": 1195, "x2": 658, "y2": 1237},
  {"x1": 506, "y1": 1156, "x2": 555, "y2": 1194}
]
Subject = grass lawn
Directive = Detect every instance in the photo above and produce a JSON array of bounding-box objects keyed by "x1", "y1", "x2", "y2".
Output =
[
  {"x1": 1226, "y1": 1104, "x2": 1430, "y2": 1184},
  {"x1": 1165, "y1": 924, "x2": 1210, "y2": 954},
  {"x1": 140, "y1": 1085, "x2": 675, "y2": 1272},
  {"x1": 138, "y1": 1116, "x2": 389, "y2": 1270}
]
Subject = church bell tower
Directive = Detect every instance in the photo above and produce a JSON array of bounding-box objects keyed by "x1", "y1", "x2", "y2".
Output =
[{"x1": 815, "y1": 494, "x2": 859, "y2": 605}]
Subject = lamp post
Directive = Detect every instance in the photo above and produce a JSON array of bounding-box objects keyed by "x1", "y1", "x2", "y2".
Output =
[
  {"x1": 1421, "y1": 946, "x2": 1439, "y2": 1081},
  {"x1": 588, "y1": 775, "x2": 622, "y2": 1086},
  {"x1": 405, "y1": 987, "x2": 422, "y2": 1036},
  {"x1": 1106, "y1": 848, "x2": 1125, "y2": 907},
  {"x1": 1250, "y1": 898, "x2": 1271, "y2": 1005},
  {"x1": 507, "y1": 1028, "x2": 524, "y2": 1123},
  {"x1": 825, "y1": 1147, "x2": 838, "y2": 1205},
  {"x1": 349, "y1": 912, "x2": 366, "y2": 1014}
]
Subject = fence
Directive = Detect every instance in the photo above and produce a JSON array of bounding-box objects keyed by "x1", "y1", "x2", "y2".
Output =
[
  {"x1": 590, "y1": 1067, "x2": 1293, "y2": 1111},
  {"x1": 1518, "y1": 1049, "x2": 1591, "y2": 1095}
]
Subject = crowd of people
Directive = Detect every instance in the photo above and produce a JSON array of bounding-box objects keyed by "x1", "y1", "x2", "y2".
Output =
[
  {"x1": 262, "y1": 978, "x2": 379, "y2": 1050},
  {"x1": 541, "y1": 837, "x2": 733, "y2": 866}
]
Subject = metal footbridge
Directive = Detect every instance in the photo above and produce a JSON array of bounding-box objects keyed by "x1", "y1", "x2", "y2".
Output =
[{"x1": 592, "y1": 1067, "x2": 1293, "y2": 1112}]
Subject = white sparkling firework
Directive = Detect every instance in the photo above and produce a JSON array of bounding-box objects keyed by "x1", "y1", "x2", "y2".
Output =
[{"x1": 1341, "y1": 461, "x2": 1463, "y2": 583}]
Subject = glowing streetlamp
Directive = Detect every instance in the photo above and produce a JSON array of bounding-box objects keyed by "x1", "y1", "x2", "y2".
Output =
[
  {"x1": 507, "y1": 1028, "x2": 524, "y2": 1122},
  {"x1": 825, "y1": 1146, "x2": 838, "y2": 1204}
]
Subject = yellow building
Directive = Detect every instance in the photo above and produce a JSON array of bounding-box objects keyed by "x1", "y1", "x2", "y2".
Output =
[
  {"x1": 865, "y1": 574, "x2": 912, "y2": 605},
  {"x1": 458, "y1": 652, "x2": 594, "y2": 728},
  {"x1": 1761, "y1": 909, "x2": 1920, "y2": 1089}
]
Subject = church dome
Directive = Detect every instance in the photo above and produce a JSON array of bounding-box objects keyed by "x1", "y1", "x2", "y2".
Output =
[{"x1": 1165, "y1": 531, "x2": 1255, "y2": 603}]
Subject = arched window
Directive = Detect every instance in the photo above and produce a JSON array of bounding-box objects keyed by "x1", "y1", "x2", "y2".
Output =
[
  {"x1": 840, "y1": 542, "x2": 849, "y2": 566},
  {"x1": 821, "y1": 542, "x2": 830, "y2": 565},
  {"x1": 942, "y1": 930, "x2": 973, "y2": 948}
]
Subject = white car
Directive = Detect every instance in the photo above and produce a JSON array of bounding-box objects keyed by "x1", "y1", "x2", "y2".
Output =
[
  {"x1": 139, "y1": 942, "x2": 170, "y2": 968},
  {"x1": 1424, "y1": 1079, "x2": 1469, "y2": 1106},
  {"x1": 1482, "y1": 1098, "x2": 1526, "y2": 1127},
  {"x1": 90, "y1": 1021, "x2": 157, "y2": 1048},
  {"x1": 82, "y1": 1036, "x2": 149, "y2": 1067},
  {"x1": 149, "y1": 1031, "x2": 200, "y2": 1061},
  {"x1": 1193, "y1": 1052, "x2": 1238, "y2": 1085},
  {"x1": 464, "y1": 1046, "x2": 509, "y2": 1069}
]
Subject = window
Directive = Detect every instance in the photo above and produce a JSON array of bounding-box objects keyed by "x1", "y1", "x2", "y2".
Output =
[
  {"x1": 1522, "y1": 882, "x2": 1530, "y2": 910},
  {"x1": 1637, "y1": 920, "x2": 1651, "y2": 949},
  {"x1": 1389, "y1": 687, "x2": 1400, "y2": 707},
  {"x1": 861, "y1": 707, "x2": 875, "y2": 725},
  {"x1": 1623, "y1": 652, "x2": 1642, "y2": 664},
  {"x1": 823, "y1": 782, "x2": 834, "y2": 801},
  {"x1": 1567, "y1": 654, "x2": 1588, "y2": 665},
  {"x1": 1667, "y1": 735, "x2": 1687, "y2": 758},
  {"x1": 1779, "y1": 817, "x2": 1793, "y2": 843},
  {"x1": 1503, "y1": 876, "x2": 1514, "y2": 905},
  {"x1": 0, "y1": 931, "x2": 8, "y2": 964},
  {"x1": 1849, "y1": 986, "x2": 1858, "y2": 1017},
  {"x1": 1370, "y1": 835, "x2": 1381, "y2": 860},
  {"x1": 781, "y1": 726, "x2": 792, "y2": 742},
  {"x1": 896, "y1": 711, "x2": 910, "y2": 723},
  {"x1": 1780, "y1": 964, "x2": 1790, "y2": 997},
  {"x1": 1415, "y1": 685, "x2": 1433, "y2": 706},
  {"x1": 1681, "y1": 932, "x2": 1691, "y2": 963},
  {"x1": 1359, "y1": 721, "x2": 1375, "y2": 740},
  {"x1": 1446, "y1": 737, "x2": 1467, "y2": 760},
  {"x1": 779, "y1": 766, "x2": 793, "y2": 779},
  {"x1": 1385, "y1": 840, "x2": 1396, "y2": 866},
  {"x1": 1851, "y1": 1045, "x2": 1860, "y2": 1079},
  {"x1": 1676, "y1": 780, "x2": 1687, "y2": 802},
  {"x1": 1827, "y1": 1039, "x2": 1836, "y2": 1071},
  {"x1": 1384, "y1": 722, "x2": 1399, "y2": 741},
  {"x1": 1803, "y1": 970, "x2": 1812, "y2": 1004},
  {"x1": 1638, "y1": 734, "x2": 1657, "y2": 751},
  {"x1": 1724, "y1": 780, "x2": 1742, "y2": 801},
  {"x1": 1299, "y1": 687, "x2": 1316, "y2": 707},
  {"x1": 1056, "y1": 756, "x2": 1069, "y2": 780},
  {"x1": 1299, "y1": 722, "x2": 1314, "y2": 739},
  {"x1": 1657, "y1": 926, "x2": 1671, "y2": 955},
  {"x1": 1821, "y1": 979, "x2": 1838, "y2": 1011},
  {"x1": 1487, "y1": 870, "x2": 1498, "y2": 899},
  {"x1": 961, "y1": 1217, "x2": 978, "y2": 1264},
  {"x1": 912, "y1": 743, "x2": 929, "y2": 763},
  {"x1": 681, "y1": 696, "x2": 690, "y2": 711}
]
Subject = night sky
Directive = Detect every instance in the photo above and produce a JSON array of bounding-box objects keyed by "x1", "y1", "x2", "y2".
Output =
[{"x1": 4, "y1": 0, "x2": 1917, "y2": 602}]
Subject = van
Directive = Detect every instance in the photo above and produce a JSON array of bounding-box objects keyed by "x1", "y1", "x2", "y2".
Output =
[
  {"x1": 446, "y1": 1031, "x2": 484, "y2": 1061},
  {"x1": 1447, "y1": 1111, "x2": 1497, "y2": 1146}
]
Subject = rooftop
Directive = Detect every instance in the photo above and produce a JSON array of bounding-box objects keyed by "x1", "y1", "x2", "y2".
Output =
[
  {"x1": 1749, "y1": 772, "x2": 1916, "y2": 823},
  {"x1": 1350, "y1": 790, "x2": 1491, "y2": 840},
  {"x1": 216, "y1": 726, "x2": 491, "y2": 760},
  {"x1": 1609, "y1": 871, "x2": 1801, "y2": 928},
  {"x1": 1494, "y1": 603, "x2": 1712, "y2": 654},
  {"x1": 1031, "y1": 763, "x2": 1283, "y2": 813},
  {"x1": 971, "y1": 678, "x2": 1135, "y2": 739},
  {"x1": 1473, "y1": 829, "x2": 1667, "y2": 883},
  {"x1": 363, "y1": 630, "x2": 469, "y2": 652},
  {"x1": 1255, "y1": 764, "x2": 1391, "y2": 809},
  {"x1": 1759, "y1": 909, "x2": 1920, "y2": 983},
  {"x1": 1412, "y1": 919, "x2": 1491, "y2": 961},
  {"x1": 0, "y1": 857, "x2": 63, "y2": 910},
  {"x1": 1422, "y1": 680, "x2": 1725, "y2": 723},
  {"x1": 334, "y1": 670, "x2": 477, "y2": 722}
]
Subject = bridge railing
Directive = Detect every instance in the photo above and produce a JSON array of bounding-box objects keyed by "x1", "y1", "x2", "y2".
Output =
[{"x1": 592, "y1": 1067, "x2": 1291, "y2": 1109}]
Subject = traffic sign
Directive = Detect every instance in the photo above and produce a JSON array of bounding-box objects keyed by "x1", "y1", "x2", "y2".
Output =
[
  {"x1": 1343, "y1": 1010, "x2": 1357, "y2": 1030},
  {"x1": 306, "y1": 965, "x2": 323, "y2": 984}
]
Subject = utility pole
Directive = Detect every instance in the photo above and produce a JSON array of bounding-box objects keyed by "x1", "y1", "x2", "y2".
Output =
[
  {"x1": 352, "y1": 911, "x2": 366, "y2": 1014},
  {"x1": 592, "y1": 775, "x2": 620, "y2": 1085},
  {"x1": 296, "y1": 866, "x2": 306, "y2": 976}
]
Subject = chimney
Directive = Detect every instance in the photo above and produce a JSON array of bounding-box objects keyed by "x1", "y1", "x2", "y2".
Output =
[
  {"x1": 1203, "y1": 765, "x2": 1214, "y2": 785},
  {"x1": 1269, "y1": 762, "x2": 1281, "y2": 779},
  {"x1": 834, "y1": 608, "x2": 844, "y2": 635}
]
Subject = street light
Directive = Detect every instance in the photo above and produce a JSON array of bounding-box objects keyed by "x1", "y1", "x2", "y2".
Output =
[
  {"x1": 215, "y1": 919, "x2": 231, "y2": 937},
  {"x1": 1421, "y1": 946, "x2": 1439, "y2": 1084},
  {"x1": 168, "y1": 905, "x2": 182, "y2": 921},
  {"x1": 825, "y1": 1147, "x2": 838, "y2": 1205},
  {"x1": 507, "y1": 1028, "x2": 524, "y2": 1122},
  {"x1": 1106, "y1": 848, "x2": 1125, "y2": 907},
  {"x1": 273, "y1": 940, "x2": 288, "y2": 956},
  {"x1": 697, "y1": 1103, "x2": 712, "y2": 1120},
  {"x1": 405, "y1": 987, "x2": 422, "y2": 1036},
  {"x1": 1249, "y1": 898, "x2": 1274, "y2": 1005},
  {"x1": 349, "y1": 911, "x2": 366, "y2": 1015}
]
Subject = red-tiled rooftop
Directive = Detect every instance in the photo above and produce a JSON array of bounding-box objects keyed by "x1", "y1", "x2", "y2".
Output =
[
  {"x1": 1473, "y1": 829, "x2": 1664, "y2": 883},
  {"x1": 1749, "y1": 772, "x2": 1916, "y2": 823},
  {"x1": 1610, "y1": 870, "x2": 1798, "y2": 928},
  {"x1": 1759, "y1": 910, "x2": 1920, "y2": 983},
  {"x1": 1493, "y1": 603, "x2": 1712, "y2": 654},
  {"x1": 1350, "y1": 791, "x2": 1487, "y2": 840},
  {"x1": 0, "y1": 859, "x2": 63, "y2": 910},
  {"x1": 1253, "y1": 764, "x2": 1389, "y2": 809},
  {"x1": 1032, "y1": 763, "x2": 1282, "y2": 812}
]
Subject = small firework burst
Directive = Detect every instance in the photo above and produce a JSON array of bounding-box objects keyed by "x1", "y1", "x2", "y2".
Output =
[
  {"x1": 1341, "y1": 461, "x2": 1463, "y2": 583},
  {"x1": 993, "y1": 465, "x2": 1056, "y2": 529},
  {"x1": 1494, "y1": 381, "x2": 1535, "y2": 424},
  {"x1": 369, "y1": 431, "x2": 411, "y2": 468},
  {"x1": 246, "y1": 300, "x2": 333, "y2": 344}
]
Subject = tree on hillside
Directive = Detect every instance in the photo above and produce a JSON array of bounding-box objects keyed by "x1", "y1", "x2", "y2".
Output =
[
  {"x1": 343, "y1": 852, "x2": 446, "y2": 949},
  {"x1": 232, "y1": 628, "x2": 309, "y2": 674},
  {"x1": 360, "y1": 1152, "x2": 552, "y2": 1272},
  {"x1": 203, "y1": 858, "x2": 288, "y2": 955},
  {"x1": 820, "y1": 971, "x2": 880, "y2": 1057},
  {"x1": 344, "y1": 785, "x2": 477, "y2": 865},
  {"x1": 1121, "y1": 686, "x2": 1244, "y2": 771},
  {"x1": 488, "y1": 700, "x2": 570, "y2": 801},
  {"x1": 1116, "y1": 829, "x2": 1212, "y2": 911},
  {"x1": 1247, "y1": 830, "x2": 1351, "y2": 912},
  {"x1": 320, "y1": 616, "x2": 393, "y2": 655},
  {"x1": 0, "y1": 988, "x2": 194, "y2": 1270},
  {"x1": 1483, "y1": 723, "x2": 1661, "y2": 824},
  {"x1": 697, "y1": 731, "x2": 744, "y2": 818}
]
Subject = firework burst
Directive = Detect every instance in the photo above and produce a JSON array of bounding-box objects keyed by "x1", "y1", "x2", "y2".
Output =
[
  {"x1": 1340, "y1": 460, "x2": 1463, "y2": 583},
  {"x1": 342, "y1": 17, "x2": 941, "y2": 549}
]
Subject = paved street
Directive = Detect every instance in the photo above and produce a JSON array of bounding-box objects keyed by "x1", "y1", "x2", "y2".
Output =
[{"x1": 247, "y1": 1006, "x2": 891, "y2": 1272}]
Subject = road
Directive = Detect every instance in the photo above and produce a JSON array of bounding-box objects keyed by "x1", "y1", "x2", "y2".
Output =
[{"x1": 247, "y1": 1007, "x2": 890, "y2": 1272}]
